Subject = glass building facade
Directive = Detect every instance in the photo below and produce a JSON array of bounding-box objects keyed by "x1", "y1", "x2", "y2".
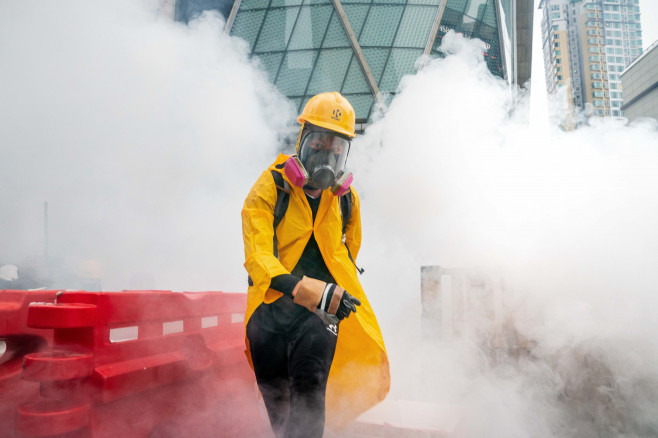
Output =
[
  {"x1": 172, "y1": 0, "x2": 532, "y2": 121},
  {"x1": 175, "y1": 0, "x2": 235, "y2": 22},
  {"x1": 431, "y1": 0, "x2": 504, "y2": 77}
]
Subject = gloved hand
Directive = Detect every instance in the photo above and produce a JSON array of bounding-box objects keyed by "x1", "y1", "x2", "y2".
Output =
[
  {"x1": 317, "y1": 284, "x2": 361, "y2": 322},
  {"x1": 293, "y1": 276, "x2": 361, "y2": 321},
  {"x1": 315, "y1": 288, "x2": 361, "y2": 328}
]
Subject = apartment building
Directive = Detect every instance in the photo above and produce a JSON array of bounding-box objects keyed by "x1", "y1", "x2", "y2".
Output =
[{"x1": 540, "y1": 0, "x2": 643, "y2": 119}]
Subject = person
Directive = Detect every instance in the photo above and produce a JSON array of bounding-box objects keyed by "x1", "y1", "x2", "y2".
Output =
[{"x1": 241, "y1": 92, "x2": 389, "y2": 438}]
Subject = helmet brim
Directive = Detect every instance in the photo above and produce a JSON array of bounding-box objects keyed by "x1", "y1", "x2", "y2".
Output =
[{"x1": 297, "y1": 116, "x2": 356, "y2": 138}]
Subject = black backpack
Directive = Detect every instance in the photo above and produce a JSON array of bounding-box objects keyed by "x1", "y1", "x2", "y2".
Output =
[{"x1": 270, "y1": 169, "x2": 363, "y2": 274}]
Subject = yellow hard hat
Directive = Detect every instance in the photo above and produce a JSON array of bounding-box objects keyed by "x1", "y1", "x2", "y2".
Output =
[{"x1": 297, "y1": 92, "x2": 356, "y2": 138}]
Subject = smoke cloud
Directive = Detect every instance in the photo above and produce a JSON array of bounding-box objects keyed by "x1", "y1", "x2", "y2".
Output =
[
  {"x1": 0, "y1": 0, "x2": 293, "y2": 291},
  {"x1": 351, "y1": 31, "x2": 658, "y2": 438}
]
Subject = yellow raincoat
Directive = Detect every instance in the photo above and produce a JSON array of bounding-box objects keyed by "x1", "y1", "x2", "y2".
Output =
[{"x1": 242, "y1": 153, "x2": 390, "y2": 428}]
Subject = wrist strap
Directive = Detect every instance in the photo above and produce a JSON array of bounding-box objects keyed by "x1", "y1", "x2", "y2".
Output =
[
  {"x1": 326, "y1": 284, "x2": 344, "y2": 315},
  {"x1": 319, "y1": 283, "x2": 335, "y2": 310}
]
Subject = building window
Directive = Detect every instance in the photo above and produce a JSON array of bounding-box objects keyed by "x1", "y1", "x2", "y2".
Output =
[{"x1": 557, "y1": 75, "x2": 563, "y2": 80}]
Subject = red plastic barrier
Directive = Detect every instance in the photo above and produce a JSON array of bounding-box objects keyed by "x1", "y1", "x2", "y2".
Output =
[
  {"x1": 3, "y1": 290, "x2": 270, "y2": 438},
  {"x1": 1, "y1": 290, "x2": 59, "y2": 437}
]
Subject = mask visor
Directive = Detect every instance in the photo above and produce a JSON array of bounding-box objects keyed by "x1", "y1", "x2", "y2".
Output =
[{"x1": 299, "y1": 131, "x2": 350, "y2": 182}]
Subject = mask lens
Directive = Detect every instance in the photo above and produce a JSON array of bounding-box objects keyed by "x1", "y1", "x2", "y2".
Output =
[{"x1": 300, "y1": 131, "x2": 350, "y2": 175}]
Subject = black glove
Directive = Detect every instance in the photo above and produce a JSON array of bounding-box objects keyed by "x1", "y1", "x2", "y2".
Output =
[
  {"x1": 335, "y1": 291, "x2": 361, "y2": 320},
  {"x1": 317, "y1": 284, "x2": 361, "y2": 321}
]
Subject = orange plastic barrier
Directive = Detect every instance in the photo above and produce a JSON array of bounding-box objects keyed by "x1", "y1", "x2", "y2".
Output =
[{"x1": 2, "y1": 290, "x2": 270, "y2": 438}]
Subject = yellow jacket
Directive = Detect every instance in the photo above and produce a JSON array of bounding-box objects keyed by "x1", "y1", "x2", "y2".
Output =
[{"x1": 241, "y1": 153, "x2": 390, "y2": 427}]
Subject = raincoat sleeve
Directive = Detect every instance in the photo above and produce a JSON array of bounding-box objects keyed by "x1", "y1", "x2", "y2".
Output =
[
  {"x1": 241, "y1": 170, "x2": 290, "y2": 292},
  {"x1": 344, "y1": 187, "x2": 362, "y2": 261}
]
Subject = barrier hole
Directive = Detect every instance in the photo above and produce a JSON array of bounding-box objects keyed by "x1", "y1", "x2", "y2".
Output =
[
  {"x1": 201, "y1": 316, "x2": 218, "y2": 328},
  {"x1": 0, "y1": 335, "x2": 48, "y2": 375},
  {"x1": 163, "y1": 320, "x2": 183, "y2": 335},
  {"x1": 231, "y1": 313, "x2": 245, "y2": 323},
  {"x1": 0, "y1": 335, "x2": 47, "y2": 365},
  {"x1": 109, "y1": 326, "x2": 138, "y2": 343}
]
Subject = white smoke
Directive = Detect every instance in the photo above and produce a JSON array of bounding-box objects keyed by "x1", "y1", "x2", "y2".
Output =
[
  {"x1": 0, "y1": 0, "x2": 293, "y2": 291},
  {"x1": 352, "y1": 30, "x2": 658, "y2": 438}
]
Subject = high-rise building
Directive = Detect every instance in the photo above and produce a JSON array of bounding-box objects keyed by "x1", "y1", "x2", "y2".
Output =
[
  {"x1": 540, "y1": 0, "x2": 643, "y2": 119},
  {"x1": 621, "y1": 41, "x2": 658, "y2": 122},
  {"x1": 163, "y1": 0, "x2": 534, "y2": 123}
]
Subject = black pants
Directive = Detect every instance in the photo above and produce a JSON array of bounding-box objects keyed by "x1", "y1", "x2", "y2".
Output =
[{"x1": 247, "y1": 302, "x2": 338, "y2": 438}]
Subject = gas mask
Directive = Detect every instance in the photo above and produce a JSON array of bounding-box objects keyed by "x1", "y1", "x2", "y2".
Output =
[{"x1": 284, "y1": 128, "x2": 353, "y2": 196}]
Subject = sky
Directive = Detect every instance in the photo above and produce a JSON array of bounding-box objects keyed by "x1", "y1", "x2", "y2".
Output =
[{"x1": 638, "y1": 0, "x2": 658, "y2": 49}]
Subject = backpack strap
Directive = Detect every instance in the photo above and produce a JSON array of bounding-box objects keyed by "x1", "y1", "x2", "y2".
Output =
[
  {"x1": 270, "y1": 169, "x2": 290, "y2": 258},
  {"x1": 339, "y1": 189, "x2": 364, "y2": 274},
  {"x1": 339, "y1": 188, "x2": 352, "y2": 236}
]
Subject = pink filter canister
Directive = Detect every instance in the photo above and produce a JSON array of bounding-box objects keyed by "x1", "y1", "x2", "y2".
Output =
[
  {"x1": 284, "y1": 156, "x2": 308, "y2": 187},
  {"x1": 332, "y1": 172, "x2": 353, "y2": 197}
]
